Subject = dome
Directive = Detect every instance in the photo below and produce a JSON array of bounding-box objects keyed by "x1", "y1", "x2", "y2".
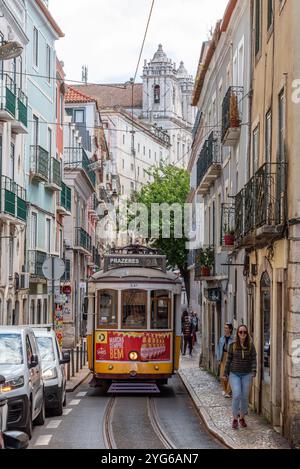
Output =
[
  {"x1": 152, "y1": 44, "x2": 169, "y2": 63},
  {"x1": 177, "y1": 61, "x2": 189, "y2": 78}
]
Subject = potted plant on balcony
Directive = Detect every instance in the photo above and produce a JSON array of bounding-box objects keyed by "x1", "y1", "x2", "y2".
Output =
[
  {"x1": 196, "y1": 247, "x2": 215, "y2": 277},
  {"x1": 224, "y1": 226, "x2": 235, "y2": 246},
  {"x1": 229, "y1": 91, "x2": 240, "y2": 128}
]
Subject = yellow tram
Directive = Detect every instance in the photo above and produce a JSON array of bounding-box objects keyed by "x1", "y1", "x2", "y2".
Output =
[{"x1": 87, "y1": 246, "x2": 183, "y2": 388}]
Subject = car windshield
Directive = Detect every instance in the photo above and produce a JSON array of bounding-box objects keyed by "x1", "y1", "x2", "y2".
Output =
[
  {"x1": 0, "y1": 334, "x2": 23, "y2": 365},
  {"x1": 36, "y1": 337, "x2": 55, "y2": 362}
]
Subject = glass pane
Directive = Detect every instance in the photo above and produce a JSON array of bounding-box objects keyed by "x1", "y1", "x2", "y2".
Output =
[
  {"x1": 151, "y1": 290, "x2": 170, "y2": 329},
  {"x1": 122, "y1": 290, "x2": 147, "y2": 329},
  {"x1": 36, "y1": 336, "x2": 55, "y2": 362},
  {"x1": 97, "y1": 290, "x2": 118, "y2": 328},
  {"x1": 0, "y1": 333, "x2": 23, "y2": 365}
]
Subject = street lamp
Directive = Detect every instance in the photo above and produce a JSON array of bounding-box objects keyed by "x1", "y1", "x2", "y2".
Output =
[{"x1": 0, "y1": 41, "x2": 23, "y2": 60}]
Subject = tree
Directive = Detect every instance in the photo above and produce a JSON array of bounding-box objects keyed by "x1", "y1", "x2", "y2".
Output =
[{"x1": 131, "y1": 163, "x2": 191, "y2": 303}]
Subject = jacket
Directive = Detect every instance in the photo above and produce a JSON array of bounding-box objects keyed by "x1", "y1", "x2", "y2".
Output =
[{"x1": 216, "y1": 335, "x2": 234, "y2": 362}]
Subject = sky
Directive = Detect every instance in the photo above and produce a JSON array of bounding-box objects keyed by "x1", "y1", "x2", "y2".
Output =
[{"x1": 50, "y1": 0, "x2": 228, "y2": 85}]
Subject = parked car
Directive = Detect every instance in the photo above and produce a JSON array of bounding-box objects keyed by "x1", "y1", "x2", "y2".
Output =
[
  {"x1": 33, "y1": 326, "x2": 70, "y2": 416},
  {"x1": 0, "y1": 375, "x2": 29, "y2": 449},
  {"x1": 0, "y1": 327, "x2": 45, "y2": 438}
]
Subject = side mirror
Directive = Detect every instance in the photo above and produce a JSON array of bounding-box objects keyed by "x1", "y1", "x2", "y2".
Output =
[
  {"x1": 59, "y1": 352, "x2": 70, "y2": 365},
  {"x1": 0, "y1": 375, "x2": 5, "y2": 386},
  {"x1": 29, "y1": 354, "x2": 39, "y2": 368},
  {"x1": 3, "y1": 431, "x2": 29, "y2": 449}
]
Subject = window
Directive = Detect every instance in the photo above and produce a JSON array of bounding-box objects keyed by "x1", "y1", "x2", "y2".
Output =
[
  {"x1": 255, "y1": 0, "x2": 261, "y2": 57},
  {"x1": 32, "y1": 115, "x2": 39, "y2": 146},
  {"x1": 122, "y1": 290, "x2": 147, "y2": 329},
  {"x1": 154, "y1": 84, "x2": 160, "y2": 104},
  {"x1": 74, "y1": 109, "x2": 84, "y2": 123},
  {"x1": 60, "y1": 94, "x2": 64, "y2": 126},
  {"x1": 32, "y1": 213, "x2": 37, "y2": 249},
  {"x1": 265, "y1": 110, "x2": 272, "y2": 163},
  {"x1": 252, "y1": 126, "x2": 260, "y2": 175},
  {"x1": 48, "y1": 128, "x2": 52, "y2": 157},
  {"x1": 46, "y1": 219, "x2": 51, "y2": 253},
  {"x1": 267, "y1": 0, "x2": 273, "y2": 31},
  {"x1": 46, "y1": 45, "x2": 51, "y2": 82},
  {"x1": 130, "y1": 181, "x2": 134, "y2": 191},
  {"x1": 143, "y1": 146, "x2": 145, "y2": 156},
  {"x1": 149, "y1": 149, "x2": 151, "y2": 159},
  {"x1": 138, "y1": 143, "x2": 140, "y2": 153},
  {"x1": 26, "y1": 336, "x2": 33, "y2": 364},
  {"x1": 9, "y1": 143, "x2": 15, "y2": 181},
  {"x1": 33, "y1": 27, "x2": 39, "y2": 67},
  {"x1": 278, "y1": 90, "x2": 285, "y2": 163},
  {"x1": 131, "y1": 163, "x2": 134, "y2": 172},
  {"x1": 150, "y1": 291, "x2": 170, "y2": 329},
  {"x1": 97, "y1": 290, "x2": 118, "y2": 328},
  {"x1": 123, "y1": 135, "x2": 125, "y2": 145}
]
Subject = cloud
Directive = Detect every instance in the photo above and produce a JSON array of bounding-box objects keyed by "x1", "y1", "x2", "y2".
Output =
[{"x1": 50, "y1": 0, "x2": 228, "y2": 84}]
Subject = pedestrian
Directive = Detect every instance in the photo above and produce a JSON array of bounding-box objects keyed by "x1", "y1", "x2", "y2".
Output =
[
  {"x1": 223, "y1": 325, "x2": 257, "y2": 429},
  {"x1": 191, "y1": 312, "x2": 198, "y2": 346},
  {"x1": 216, "y1": 323, "x2": 234, "y2": 398},
  {"x1": 181, "y1": 311, "x2": 194, "y2": 356}
]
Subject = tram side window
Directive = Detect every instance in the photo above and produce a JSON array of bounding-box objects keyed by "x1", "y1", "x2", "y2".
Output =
[
  {"x1": 151, "y1": 290, "x2": 170, "y2": 329},
  {"x1": 122, "y1": 290, "x2": 147, "y2": 329},
  {"x1": 97, "y1": 290, "x2": 118, "y2": 329}
]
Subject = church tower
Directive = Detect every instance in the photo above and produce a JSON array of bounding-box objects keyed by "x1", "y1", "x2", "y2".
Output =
[{"x1": 142, "y1": 44, "x2": 195, "y2": 167}]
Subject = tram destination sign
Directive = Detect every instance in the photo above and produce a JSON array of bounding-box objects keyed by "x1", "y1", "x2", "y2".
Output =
[{"x1": 104, "y1": 255, "x2": 166, "y2": 272}]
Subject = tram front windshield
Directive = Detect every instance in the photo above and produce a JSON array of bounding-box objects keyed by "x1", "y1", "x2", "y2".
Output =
[{"x1": 122, "y1": 290, "x2": 147, "y2": 329}]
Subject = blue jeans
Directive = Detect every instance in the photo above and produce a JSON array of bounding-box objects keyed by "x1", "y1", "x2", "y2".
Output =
[{"x1": 229, "y1": 372, "x2": 253, "y2": 418}]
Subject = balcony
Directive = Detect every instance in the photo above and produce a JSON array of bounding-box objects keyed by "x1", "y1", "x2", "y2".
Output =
[
  {"x1": 88, "y1": 194, "x2": 99, "y2": 218},
  {"x1": 235, "y1": 163, "x2": 287, "y2": 247},
  {"x1": 74, "y1": 227, "x2": 92, "y2": 255},
  {"x1": 57, "y1": 182, "x2": 72, "y2": 215},
  {"x1": 0, "y1": 74, "x2": 16, "y2": 121},
  {"x1": 30, "y1": 145, "x2": 49, "y2": 183},
  {"x1": 220, "y1": 204, "x2": 235, "y2": 249},
  {"x1": 196, "y1": 131, "x2": 221, "y2": 196},
  {"x1": 28, "y1": 250, "x2": 47, "y2": 278},
  {"x1": 11, "y1": 90, "x2": 28, "y2": 134},
  {"x1": 0, "y1": 176, "x2": 27, "y2": 223},
  {"x1": 221, "y1": 86, "x2": 243, "y2": 147},
  {"x1": 64, "y1": 147, "x2": 96, "y2": 189},
  {"x1": 194, "y1": 246, "x2": 215, "y2": 281},
  {"x1": 46, "y1": 158, "x2": 62, "y2": 191}
]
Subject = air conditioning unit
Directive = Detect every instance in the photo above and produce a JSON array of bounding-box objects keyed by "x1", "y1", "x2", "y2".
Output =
[{"x1": 20, "y1": 273, "x2": 30, "y2": 290}]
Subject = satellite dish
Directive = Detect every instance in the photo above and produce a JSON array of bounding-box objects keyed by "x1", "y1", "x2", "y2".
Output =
[{"x1": 0, "y1": 41, "x2": 23, "y2": 61}]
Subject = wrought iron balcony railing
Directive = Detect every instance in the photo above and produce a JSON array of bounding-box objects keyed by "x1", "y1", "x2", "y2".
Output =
[
  {"x1": 235, "y1": 163, "x2": 287, "y2": 245},
  {"x1": 30, "y1": 145, "x2": 49, "y2": 182},
  {"x1": 46, "y1": 157, "x2": 62, "y2": 190},
  {"x1": 221, "y1": 86, "x2": 243, "y2": 146},
  {"x1": 58, "y1": 182, "x2": 72, "y2": 214},
  {"x1": 74, "y1": 227, "x2": 92, "y2": 253},
  {"x1": 64, "y1": 147, "x2": 96, "y2": 188},
  {"x1": 28, "y1": 250, "x2": 47, "y2": 277},
  {"x1": 220, "y1": 204, "x2": 235, "y2": 247},
  {"x1": 196, "y1": 131, "x2": 221, "y2": 194},
  {"x1": 194, "y1": 245, "x2": 215, "y2": 280},
  {"x1": 17, "y1": 89, "x2": 28, "y2": 127},
  {"x1": 0, "y1": 176, "x2": 27, "y2": 222},
  {"x1": 0, "y1": 74, "x2": 16, "y2": 118}
]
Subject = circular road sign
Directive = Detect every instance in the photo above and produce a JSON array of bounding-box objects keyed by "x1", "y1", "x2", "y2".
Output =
[{"x1": 42, "y1": 257, "x2": 65, "y2": 280}]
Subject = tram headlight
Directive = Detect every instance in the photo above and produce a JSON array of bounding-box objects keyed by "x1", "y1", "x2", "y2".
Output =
[{"x1": 129, "y1": 351, "x2": 138, "y2": 361}]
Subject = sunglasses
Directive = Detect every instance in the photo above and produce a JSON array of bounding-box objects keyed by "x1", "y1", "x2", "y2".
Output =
[{"x1": 238, "y1": 331, "x2": 248, "y2": 335}]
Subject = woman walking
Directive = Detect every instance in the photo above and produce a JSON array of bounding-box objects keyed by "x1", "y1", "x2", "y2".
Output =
[
  {"x1": 223, "y1": 325, "x2": 257, "y2": 429},
  {"x1": 216, "y1": 323, "x2": 234, "y2": 398}
]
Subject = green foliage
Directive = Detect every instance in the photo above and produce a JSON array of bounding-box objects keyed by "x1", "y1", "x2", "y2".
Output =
[
  {"x1": 196, "y1": 247, "x2": 215, "y2": 268},
  {"x1": 132, "y1": 163, "x2": 190, "y2": 272}
]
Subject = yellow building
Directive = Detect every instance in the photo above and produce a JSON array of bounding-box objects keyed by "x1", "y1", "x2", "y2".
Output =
[{"x1": 234, "y1": 0, "x2": 300, "y2": 445}]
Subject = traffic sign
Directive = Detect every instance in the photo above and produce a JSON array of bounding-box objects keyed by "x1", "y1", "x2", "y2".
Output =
[{"x1": 42, "y1": 257, "x2": 65, "y2": 280}]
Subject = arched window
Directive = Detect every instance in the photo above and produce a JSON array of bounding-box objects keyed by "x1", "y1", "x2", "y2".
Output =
[
  {"x1": 43, "y1": 299, "x2": 48, "y2": 323},
  {"x1": 261, "y1": 272, "x2": 271, "y2": 384},
  {"x1": 37, "y1": 300, "x2": 42, "y2": 324},
  {"x1": 30, "y1": 300, "x2": 35, "y2": 324},
  {"x1": 154, "y1": 84, "x2": 160, "y2": 104}
]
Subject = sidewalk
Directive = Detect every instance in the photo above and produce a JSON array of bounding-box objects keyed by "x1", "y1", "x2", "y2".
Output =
[
  {"x1": 178, "y1": 337, "x2": 290, "y2": 449},
  {"x1": 66, "y1": 365, "x2": 91, "y2": 393}
]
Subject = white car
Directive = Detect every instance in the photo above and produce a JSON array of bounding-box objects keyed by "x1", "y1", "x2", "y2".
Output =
[
  {"x1": 33, "y1": 327, "x2": 70, "y2": 416},
  {"x1": 0, "y1": 326, "x2": 45, "y2": 438}
]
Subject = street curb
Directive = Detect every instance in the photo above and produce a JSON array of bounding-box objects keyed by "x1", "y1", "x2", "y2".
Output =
[
  {"x1": 66, "y1": 370, "x2": 91, "y2": 393},
  {"x1": 177, "y1": 370, "x2": 237, "y2": 449}
]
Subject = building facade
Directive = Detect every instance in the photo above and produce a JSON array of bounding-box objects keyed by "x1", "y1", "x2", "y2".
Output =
[{"x1": 0, "y1": 0, "x2": 29, "y2": 326}]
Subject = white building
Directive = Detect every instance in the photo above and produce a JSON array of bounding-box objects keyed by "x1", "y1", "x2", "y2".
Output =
[{"x1": 0, "y1": 0, "x2": 29, "y2": 325}]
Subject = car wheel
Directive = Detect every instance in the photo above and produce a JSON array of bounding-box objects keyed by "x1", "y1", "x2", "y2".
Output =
[
  {"x1": 34, "y1": 398, "x2": 45, "y2": 426},
  {"x1": 25, "y1": 401, "x2": 33, "y2": 439}
]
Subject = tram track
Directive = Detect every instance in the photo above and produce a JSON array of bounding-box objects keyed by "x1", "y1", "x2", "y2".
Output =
[{"x1": 103, "y1": 396, "x2": 176, "y2": 449}]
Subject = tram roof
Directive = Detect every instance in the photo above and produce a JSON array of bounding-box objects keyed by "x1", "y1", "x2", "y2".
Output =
[{"x1": 90, "y1": 267, "x2": 182, "y2": 284}]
